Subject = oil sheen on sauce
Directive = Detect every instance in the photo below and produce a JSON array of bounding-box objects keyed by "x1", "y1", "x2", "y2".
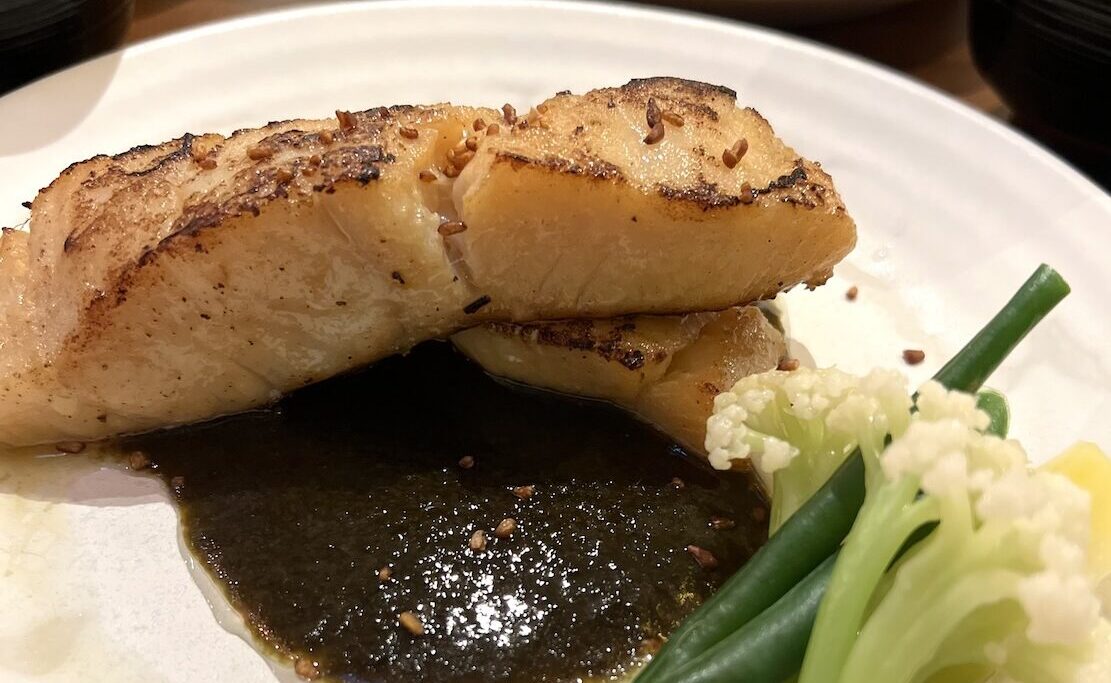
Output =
[{"x1": 122, "y1": 342, "x2": 768, "y2": 682}]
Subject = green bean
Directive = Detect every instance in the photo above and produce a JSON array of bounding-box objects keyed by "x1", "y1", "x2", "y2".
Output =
[
  {"x1": 932, "y1": 265, "x2": 1069, "y2": 393},
  {"x1": 976, "y1": 389, "x2": 1010, "y2": 438},
  {"x1": 643, "y1": 265, "x2": 1069, "y2": 683},
  {"x1": 636, "y1": 456, "x2": 864, "y2": 683},
  {"x1": 668, "y1": 554, "x2": 839, "y2": 683}
]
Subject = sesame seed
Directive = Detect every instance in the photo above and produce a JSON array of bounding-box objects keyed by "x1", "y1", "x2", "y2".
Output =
[
  {"x1": 469, "y1": 529, "x2": 487, "y2": 552},
  {"x1": 502, "y1": 103, "x2": 517, "y2": 125},
  {"x1": 495, "y1": 518, "x2": 517, "y2": 539},
  {"x1": 846, "y1": 285, "x2": 859, "y2": 301},
  {"x1": 643, "y1": 120, "x2": 665, "y2": 145},
  {"x1": 640, "y1": 636, "x2": 664, "y2": 657},
  {"x1": 465, "y1": 136, "x2": 479, "y2": 151},
  {"x1": 275, "y1": 168, "x2": 294, "y2": 183},
  {"x1": 723, "y1": 138, "x2": 748, "y2": 169},
  {"x1": 739, "y1": 182, "x2": 755, "y2": 204},
  {"x1": 437, "y1": 220, "x2": 467, "y2": 236},
  {"x1": 451, "y1": 149, "x2": 475, "y2": 169},
  {"x1": 128, "y1": 451, "x2": 151, "y2": 470},
  {"x1": 686, "y1": 545, "x2": 719, "y2": 570},
  {"x1": 55, "y1": 441, "x2": 85, "y2": 454},
  {"x1": 418, "y1": 169, "x2": 438, "y2": 182},
  {"x1": 473, "y1": 118, "x2": 487, "y2": 131},
  {"x1": 536, "y1": 103, "x2": 549, "y2": 114},
  {"x1": 485, "y1": 123, "x2": 500, "y2": 136},
  {"x1": 335, "y1": 110, "x2": 357, "y2": 131},
  {"x1": 378, "y1": 566, "x2": 392, "y2": 582},
  {"x1": 319, "y1": 130, "x2": 334, "y2": 145},
  {"x1": 294, "y1": 657, "x2": 320, "y2": 680},
  {"x1": 646, "y1": 97, "x2": 662, "y2": 128},
  {"x1": 512, "y1": 484, "x2": 535, "y2": 500},
  {"x1": 452, "y1": 141, "x2": 468, "y2": 155},
  {"x1": 463, "y1": 295, "x2": 491, "y2": 314},
  {"x1": 190, "y1": 145, "x2": 216, "y2": 169},
  {"x1": 309, "y1": 154, "x2": 322, "y2": 165},
  {"x1": 398, "y1": 611, "x2": 424, "y2": 636},
  {"x1": 458, "y1": 455, "x2": 475, "y2": 469},
  {"x1": 247, "y1": 145, "x2": 273, "y2": 160},
  {"x1": 903, "y1": 349, "x2": 926, "y2": 365},
  {"x1": 399, "y1": 126, "x2": 419, "y2": 139},
  {"x1": 777, "y1": 358, "x2": 800, "y2": 371},
  {"x1": 709, "y1": 516, "x2": 736, "y2": 530},
  {"x1": 442, "y1": 164, "x2": 460, "y2": 178},
  {"x1": 662, "y1": 111, "x2": 685, "y2": 126}
]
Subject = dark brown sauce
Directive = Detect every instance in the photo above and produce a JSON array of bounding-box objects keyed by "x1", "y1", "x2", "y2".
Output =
[{"x1": 122, "y1": 342, "x2": 768, "y2": 682}]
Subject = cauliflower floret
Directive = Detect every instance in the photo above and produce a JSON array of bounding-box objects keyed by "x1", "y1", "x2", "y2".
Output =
[
  {"x1": 777, "y1": 372, "x2": 1110, "y2": 683},
  {"x1": 707, "y1": 366, "x2": 911, "y2": 531},
  {"x1": 882, "y1": 418, "x2": 976, "y2": 495},
  {"x1": 1076, "y1": 619, "x2": 1111, "y2": 683},
  {"x1": 1017, "y1": 571, "x2": 1101, "y2": 644},
  {"x1": 916, "y1": 380, "x2": 991, "y2": 431}
]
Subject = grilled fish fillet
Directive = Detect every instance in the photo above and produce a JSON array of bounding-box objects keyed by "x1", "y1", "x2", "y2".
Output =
[
  {"x1": 0, "y1": 78, "x2": 854, "y2": 446},
  {"x1": 452, "y1": 306, "x2": 785, "y2": 456}
]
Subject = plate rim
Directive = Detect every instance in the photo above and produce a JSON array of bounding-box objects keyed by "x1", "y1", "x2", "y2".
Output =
[{"x1": 1, "y1": 3, "x2": 1108, "y2": 680}]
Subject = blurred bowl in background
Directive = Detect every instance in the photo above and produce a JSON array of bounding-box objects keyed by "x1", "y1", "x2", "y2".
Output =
[
  {"x1": 0, "y1": 0, "x2": 135, "y2": 94},
  {"x1": 653, "y1": 0, "x2": 920, "y2": 26},
  {"x1": 970, "y1": 0, "x2": 1111, "y2": 180}
]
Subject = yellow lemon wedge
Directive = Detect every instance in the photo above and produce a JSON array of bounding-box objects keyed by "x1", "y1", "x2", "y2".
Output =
[{"x1": 1043, "y1": 442, "x2": 1111, "y2": 581}]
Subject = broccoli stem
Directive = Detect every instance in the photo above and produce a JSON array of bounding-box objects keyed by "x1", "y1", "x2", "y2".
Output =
[
  {"x1": 797, "y1": 476, "x2": 937, "y2": 683},
  {"x1": 917, "y1": 606, "x2": 1022, "y2": 682},
  {"x1": 847, "y1": 570, "x2": 1022, "y2": 683},
  {"x1": 999, "y1": 640, "x2": 1090, "y2": 683},
  {"x1": 837, "y1": 493, "x2": 999, "y2": 682},
  {"x1": 769, "y1": 449, "x2": 835, "y2": 534}
]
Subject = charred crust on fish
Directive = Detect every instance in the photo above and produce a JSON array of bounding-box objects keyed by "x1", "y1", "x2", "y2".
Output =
[
  {"x1": 655, "y1": 161, "x2": 830, "y2": 211},
  {"x1": 493, "y1": 152, "x2": 623, "y2": 181},
  {"x1": 612, "y1": 78, "x2": 732, "y2": 122},
  {"x1": 484, "y1": 319, "x2": 670, "y2": 371}
]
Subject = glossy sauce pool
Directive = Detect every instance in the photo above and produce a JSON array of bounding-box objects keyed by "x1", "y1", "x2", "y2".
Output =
[{"x1": 121, "y1": 342, "x2": 768, "y2": 682}]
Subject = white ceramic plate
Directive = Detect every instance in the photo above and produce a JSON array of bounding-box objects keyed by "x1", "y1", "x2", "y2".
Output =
[{"x1": 1, "y1": 2, "x2": 1109, "y2": 681}]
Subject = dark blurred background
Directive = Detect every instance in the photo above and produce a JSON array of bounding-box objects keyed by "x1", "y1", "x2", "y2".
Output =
[{"x1": 1, "y1": 0, "x2": 1107, "y2": 185}]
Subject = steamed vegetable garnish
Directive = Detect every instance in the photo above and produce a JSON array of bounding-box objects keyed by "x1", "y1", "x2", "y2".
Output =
[
  {"x1": 707, "y1": 367, "x2": 911, "y2": 531},
  {"x1": 1045, "y1": 443, "x2": 1111, "y2": 584},
  {"x1": 640, "y1": 265, "x2": 1073, "y2": 683},
  {"x1": 800, "y1": 382, "x2": 1108, "y2": 683},
  {"x1": 975, "y1": 388, "x2": 1010, "y2": 438}
]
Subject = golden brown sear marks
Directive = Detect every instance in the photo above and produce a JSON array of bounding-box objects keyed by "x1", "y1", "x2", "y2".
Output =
[
  {"x1": 59, "y1": 107, "x2": 425, "y2": 257},
  {"x1": 1, "y1": 77, "x2": 853, "y2": 447},
  {"x1": 485, "y1": 318, "x2": 661, "y2": 371}
]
